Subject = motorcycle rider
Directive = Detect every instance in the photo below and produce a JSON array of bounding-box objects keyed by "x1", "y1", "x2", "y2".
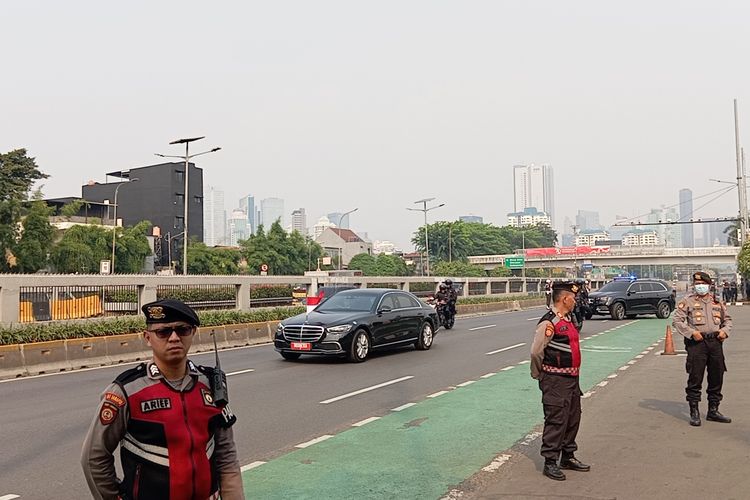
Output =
[
  {"x1": 433, "y1": 283, "x2": 453, "y2": 327},
  {"x1": 444, "y1": 279, "x2": 458, "y2": 318}
]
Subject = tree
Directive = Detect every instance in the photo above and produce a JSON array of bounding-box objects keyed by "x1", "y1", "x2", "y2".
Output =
[
  {"x1": 16, "y1": 199, "x2": 54, "y2": 272},
  {"x1": 737, "y1": 242, "x2": 750, "y2": 277},
  {"x1": 724, "y1": 222, "x2": 740, "y2": 247},
  {"x1": 0, "y1": 149, "x2": 49, "y2": 271},
  {"x1": 240, "y1": 222, "x2": 323, "y2": 275},
  {"x1": 114, "y1": 221, "x2": 153, "y2": 273},
  {"x1": 374, "y1": 254, "x2": 409, "y2": 276},
  {"x1": 61, "y1": 199, "x2": 85, "y2": 219},
  {"x1": 348, "y1": 253, "x2": 378, "y2": 275},
  {"x1": 188, "y1": 241, "x2": 241, "y2": 275},
  {"x1": 432, "y1": 261, "x2": 486, "y2": 277}
]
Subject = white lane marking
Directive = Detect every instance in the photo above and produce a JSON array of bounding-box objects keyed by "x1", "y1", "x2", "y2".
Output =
[
  {"x1": 607, "y1": 374, "x2": 618, "y2": 379},
  {"x1": 482, "y1": 454, "x2": 512, "y2": 472},
  {"x1": 501, "y1": 366, "x2": 515, "y2": 371},
  {"x1": 601, "y1": 320, "x2": 609, "y2": 323},
  {"x1": 526, "y1": 317, "x2": 540, "y2": 321},
  {"x1": 428, "y1": 390, "x2": 450, "y2": 398},
  {"x1": 227, "y1": 369, "x2": 254, "y2": 377},
  {"x1": 0, "y1": 495, "x2": 21, "y2": 500},
  {"x1": 635, "y1": 355, "x2": 644, "y2": 359},
  {"x1": 470, "y1": 324, "x2": 497, "y2": 331},
  {"x1": 597, "y1": 381, "x2": 609, "y2": 387},
  {"x1": 520, "y1": 431, "x2": 542, "y2": 445},
  {"x1": 296, "y1": 435, "x2": 334, "y2": 448},
  {"x1": 619, "y1": 365, "x2": 630, "y2": 371},
  {"x1": 582, "y1": 391, "x2": 594, "y2": 398},
  {"x1": 457, "y1": 380, "x2": 476, "y2": 387},
  {"x1": 481, "y1": 372, "x2": 496, "y2": 379},
  {"x1": 241, "y1": 461, "x2": 266, "y2": 471},
  {"x1": 485, "y1": 342, "x2": 526, "y2": 356},
  {"x1": 517, "y1": 360, "x2": 530, "y2": 365},
  {"x1": 320, "y1": 376, "x2": 414, "y2": 404},
  {"x1": 640, "y1": 350, "x2": 649, "y2": 354},
  {"x1": 352, "y1": 416, "x2": 381, "y2": 427},
  {"x1": 627, "y1": 360, "x2": 638, "y2": 365},
  {"x1": 392, "y1": 402, "x2": 416, "y2": 411}
]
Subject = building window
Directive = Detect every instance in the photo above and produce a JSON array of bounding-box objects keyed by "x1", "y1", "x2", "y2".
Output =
[
  {"x1": 175, "y1": 170, "x2": 184, "y2": 184},
  {"x1": 174, "y1": 216, "x2": 184, "y2": 229},
  {"x1": 194, "y1": 196, "x2": 203, "y2": 204},
  {"x1": 175, "y1": 194, "x2": 184, "y2": 206}
]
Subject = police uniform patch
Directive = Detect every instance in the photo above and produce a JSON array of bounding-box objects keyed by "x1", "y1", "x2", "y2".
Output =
[
  {"x1": 201, "y1": 388, "x2": 215, "y2": 407},
  {"x1": 678, "y1": 302, "x2": 685, "y2": 309},
  {"x1": 99, "y1": 402, "x2": 118, "y2": 425},
  {"x1": 149, "y1": 364, "x2": 161, "y2": 377},
  {"x1": 104, "y1": 392, "x2": 126, "y2": 407},
  {"x1": 545, "y1": 325, "x2": 554, "y2": 337},
  {"x1": 146, "y1": 306, "x2": 166, "y2": 320}
]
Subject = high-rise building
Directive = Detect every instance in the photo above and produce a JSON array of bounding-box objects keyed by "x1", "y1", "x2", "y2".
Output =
[
  {"x1": 227, "y1": 209, "x2": 250, "y2": 246},
  {"x1": 506, "y1": 207, "x2": 552, "y2": 227},
  {"x1": 513, "y1": 163, "x2": 555, "y2": 225},
  {"x1": 313, "y1": 215, "x2": 337, "y2": 239},
  {"x1": 679, "y1": 189, "x2": 694, "y2": 248},
  {"x1": 260, "y1": 198, "x2": 285, "y2": 229},
  {"x1": 459, "y1": 215, "x2": 483, "y2": 223},
  {"x1": 203, "y1": 186, "x2": 226, "y2": 246},
  {"x1": 575, "y1": 210, "x2": 602, "y2": 231},
  {"x1": 327, "y1": 212, "x2": 351, "y2": 229},
  {"x1": 291, "y1": 208, "x2": 307, "y2": 235},
  {"x1": 240, "y1": 194, "x2": 256, "y2": 235}
]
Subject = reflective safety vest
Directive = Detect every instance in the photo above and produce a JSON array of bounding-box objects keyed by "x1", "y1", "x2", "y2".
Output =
[{"x1": 538, "y1": 310, "x2": 581, "y2": 376}]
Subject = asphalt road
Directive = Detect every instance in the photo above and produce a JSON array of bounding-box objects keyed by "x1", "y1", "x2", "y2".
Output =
[{"x1": 0, "y1": 307, "x2": 625, "y2": 499}]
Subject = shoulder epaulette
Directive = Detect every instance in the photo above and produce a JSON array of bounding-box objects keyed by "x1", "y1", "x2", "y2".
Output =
[
  {"x1": 115, "y1": 363, "x2": 147, "y2": 385},
  {"x1": 537, "y1": 310, "x2": 555, "y2": 325},
  {"x1": 196, "y1": 365, "x2": 215, "y2": 377}
]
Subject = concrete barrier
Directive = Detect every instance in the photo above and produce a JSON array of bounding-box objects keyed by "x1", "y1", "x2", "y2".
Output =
[{"x1": 0, "y1": 298, "x2": 546, "y2": 380}]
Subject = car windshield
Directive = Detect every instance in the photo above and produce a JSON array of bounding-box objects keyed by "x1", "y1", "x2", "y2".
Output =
[
  {"x1": 597, "y1": 281, "x2": 632, "y2": 293},
  {"x1": 315, "y1": 292, "x2": 377, "y2": 312}
]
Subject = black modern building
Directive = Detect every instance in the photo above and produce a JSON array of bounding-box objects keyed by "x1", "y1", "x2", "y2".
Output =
[{"x1": 82, "y1": 162, "x2": 203, "y2": 268}]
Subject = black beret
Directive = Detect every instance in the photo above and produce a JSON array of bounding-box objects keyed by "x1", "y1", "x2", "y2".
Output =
[
  {"x1": 692, "y1": 272, "x2": 713, "y2": 285},
  {"x1": 553, "y1": 281, "x2": 580, "y2": 294},
  {"x1": 141, "y1": 299, "x2": 200, "y2": 326}
]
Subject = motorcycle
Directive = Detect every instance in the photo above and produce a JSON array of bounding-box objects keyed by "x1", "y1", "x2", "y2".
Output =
[
  {"x1": 426, "y1": 296, "x2": 455, "y2": 329},
  {"x1": 572, "y1": 292, "x2": 592, "y2": 332}
]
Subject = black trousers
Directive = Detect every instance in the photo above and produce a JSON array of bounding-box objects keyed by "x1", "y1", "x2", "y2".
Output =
[
  {"x1": 539, "y1": 372, "x2": 581, "y2": 461},
  {"x1": 684, "y1": 337, "x2": 727, "y2": 404}
]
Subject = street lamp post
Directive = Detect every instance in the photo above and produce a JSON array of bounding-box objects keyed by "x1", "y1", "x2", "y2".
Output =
[
  {"x1": 110, "y1": 178, "x2": 139, "y2": 273},
  {"x1": 156, "y1": 137, "x2": 221, "y2": 275},
  {"x1": 407, "y1": 198, "x2": 445, "y2": 277},
  {"x1": 336, "y1": 208, "x2": 358, "y2": 270}
]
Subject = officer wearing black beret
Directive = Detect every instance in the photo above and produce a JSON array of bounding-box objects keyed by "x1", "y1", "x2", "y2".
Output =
[
  {"x1": 673, "y1": 271, "x2": 732, "y2": 426},
  {"x1": 530, "y1": 281, "x2": 590, "y2": 481},
  {"x1": 82, "y1": 299, "x2": 245, "y2": 499}
]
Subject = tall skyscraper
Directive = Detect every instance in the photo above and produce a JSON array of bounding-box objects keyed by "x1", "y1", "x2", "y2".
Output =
[
  {"x1": 291, "y1": 208, "x2": 307, "y2": 235},
  {"x1": 227, "y1": 209, "x2": 250, "y2": 246},
  {"x1": 239, "y1": 194, "x2": 255, "y2": 235},
  {"x1": 203, "y1": 186, "x2": 226, "y2": 246},
  {"x1": 679, "y1": 189, "x2": 694, "y2": 248},
  {"x1": 327, "y1": 212, "x2": 351, "y2": 229},
  {"x1": 513, "y1": 164, "x2": 555, "y2": 226},
  {"x1": 575, "y1": 210, "x2": 602, "y2": 231},
  {"x1": 260, "y1": 198, "x2": 285, "y2": 229}
]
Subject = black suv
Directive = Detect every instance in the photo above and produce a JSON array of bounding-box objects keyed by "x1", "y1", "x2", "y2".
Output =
[{"x1": 587, "y1": 278, "x2": 675, "y2": 320}]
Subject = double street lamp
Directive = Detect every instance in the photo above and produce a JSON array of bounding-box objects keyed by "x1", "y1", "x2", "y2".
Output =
[
  {"x1": 156, "y1": 137, "x2": 221, "y2": 275},
  {"x1": 111, "y1": 178, "x2": 139, "y2": 273},
  {"x1": 407, "y1": 198, "x2": 445, "y2": 276},
  {"x1": 336, "y1": 208, "x2": 358, "y2": 270}
]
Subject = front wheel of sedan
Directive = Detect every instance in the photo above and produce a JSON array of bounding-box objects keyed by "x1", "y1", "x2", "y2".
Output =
[
  {"x1": 348, "y1": 329, "x2": 370, "y2": 362},
  {"x1": 415, "y1": 322, "x2": 434, "y2": 351}
]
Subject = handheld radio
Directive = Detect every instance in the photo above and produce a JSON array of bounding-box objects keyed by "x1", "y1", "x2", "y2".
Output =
[{"x1": 211, "y1": 329, "x2": 229, "y2": 407}]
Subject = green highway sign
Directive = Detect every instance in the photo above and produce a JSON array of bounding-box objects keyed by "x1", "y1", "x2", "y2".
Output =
[{"x1": 504, "y1": 256, "x2": 525, "y2": 269}]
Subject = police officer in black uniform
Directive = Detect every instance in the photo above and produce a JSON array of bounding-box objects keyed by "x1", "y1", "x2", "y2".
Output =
[
  {"x1": 530, "y1": 281, "x2": 590, "y2": 481},
  {"x1": 672, "y1": 271, "x2": 732, "y2": 427}
]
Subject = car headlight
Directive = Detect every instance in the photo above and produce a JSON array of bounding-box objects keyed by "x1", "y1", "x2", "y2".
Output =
[
  {"x1": 326, "y1": 324, "x2": 353, "y2": 334},
  {"x1": 602, "y1": 297, "x2": 611, "y2": 305},
  {"x1": 275, "y1": 324, "x2": 284, "y2": 334}
]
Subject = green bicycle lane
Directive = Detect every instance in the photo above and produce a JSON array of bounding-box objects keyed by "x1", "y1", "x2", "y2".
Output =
[{"x1": 242, "y1": 318, "x2": 669, "y2": 499}]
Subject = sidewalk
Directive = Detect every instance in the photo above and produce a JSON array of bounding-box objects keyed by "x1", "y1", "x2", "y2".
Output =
[{"x1": 455, "y1": 306, "x2": 750, "y2": 500}]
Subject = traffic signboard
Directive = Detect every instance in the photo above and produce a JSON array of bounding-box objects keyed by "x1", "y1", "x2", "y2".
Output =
[{"x1": 504, "y1": 256, "x2": 525, "y2": 269}]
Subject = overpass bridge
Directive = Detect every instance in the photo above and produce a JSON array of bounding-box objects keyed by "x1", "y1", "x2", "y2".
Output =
[{"x1": 468, "y1": 246, "x2": 740, "y2": 270}]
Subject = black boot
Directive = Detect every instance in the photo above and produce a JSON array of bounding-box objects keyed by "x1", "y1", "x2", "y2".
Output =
[
  {"x1": 543, "y1": 460, "x2": 566, "y2": 481},
  {"x1": 560, "y1": 454, "x2": 591, "y2": 472},
  {"x1": 706, "y1": 403, "x2": 732, "y2": 423},
  {"x1": 689, "y1": 401, "x2": 701, "y2": 427}
]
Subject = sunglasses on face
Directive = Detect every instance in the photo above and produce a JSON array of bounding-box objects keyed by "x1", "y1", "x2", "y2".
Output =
[{"x1": 147, "y1": 325, "x2": 195, "y2": 339}]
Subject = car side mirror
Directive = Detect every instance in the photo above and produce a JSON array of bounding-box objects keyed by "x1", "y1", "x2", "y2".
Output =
[{"x1": 378, "y1": 306, "x2": 392, "y2": 314}]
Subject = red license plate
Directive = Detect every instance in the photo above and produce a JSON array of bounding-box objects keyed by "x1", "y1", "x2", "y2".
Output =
[{"x1": 290, "y1": 342, "x2": 312, "y2": 351}]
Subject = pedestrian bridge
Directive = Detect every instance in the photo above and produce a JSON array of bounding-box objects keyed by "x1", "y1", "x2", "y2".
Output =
[{"x1": 468, "y1": 246, "x2": 740, "y2": 270}]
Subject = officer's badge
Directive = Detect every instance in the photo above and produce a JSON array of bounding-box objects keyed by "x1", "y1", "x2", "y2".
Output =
[
  {"x1": 99, "y1": 402, "x2": 118, "y2": 425},
  {"x1": 678, "y1": 303, "x2": 685, "y2": 309},
  {"x1": 147, "y1": 306, "x2": 166, "y2": 320},
  {"x1": 571, "y1": 284, "x2": 579, "y2": 293},
  {"x1": 201, "y1": 388, "x2": 215, "y2": 407},
  {"x1": 149, "y1": 363, "x2": 161, "y2": 377}
]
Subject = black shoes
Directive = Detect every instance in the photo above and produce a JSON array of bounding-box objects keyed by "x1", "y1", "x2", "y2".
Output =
[
  {"x1": 706, "y1": 404, "x2": 732, "y2": 423},
  {"x1": 543, "y1": 461, "x2": 566, "y2": 481},
  {"x1": 689, "y1": 401, "x2": 701, "y2": 427},
  {"x1": 560, "y1": 455, "x2": 591, "y2": 472}
]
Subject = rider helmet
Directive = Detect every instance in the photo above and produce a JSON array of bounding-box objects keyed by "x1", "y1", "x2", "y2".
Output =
[{"x1": 445, "y1": 279, "x2": 453, "y2": 286}]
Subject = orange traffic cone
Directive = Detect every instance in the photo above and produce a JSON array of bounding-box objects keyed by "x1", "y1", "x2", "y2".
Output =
[{"x1": 661, "y1": 325, "x2": 676, "y2": 355}]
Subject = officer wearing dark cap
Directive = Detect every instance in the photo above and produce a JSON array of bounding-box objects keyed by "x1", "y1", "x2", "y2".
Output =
[
  {"x1": 673, "y1": 272, "x2": 732, "y2": 427},
  {"x1": 530, "y1": 281, "x2": 590, "y2": 481},
  {"x1": 81, "y1": 299, "x2": 245, "y2": 500}
]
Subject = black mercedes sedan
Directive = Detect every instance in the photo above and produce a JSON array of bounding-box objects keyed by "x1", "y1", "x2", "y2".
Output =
[{"x1": 274, "y1": 288, "x2": 440, "y2": 362}]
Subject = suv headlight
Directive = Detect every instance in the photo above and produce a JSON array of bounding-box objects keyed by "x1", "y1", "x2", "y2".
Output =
[
  {"x1": 602, "y1": 297, "x2": 611, "y2": 305},
  {"x1": 327, "y1": 324, "x2": 353, "y2": 334},
  {"x1": 275, "y1": 324, "x2": 284, "y2": 334}
]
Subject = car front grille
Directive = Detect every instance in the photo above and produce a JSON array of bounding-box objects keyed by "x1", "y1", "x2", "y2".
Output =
[{"x1": 283, "y1": 325, "x2": 325, "y2": 342}]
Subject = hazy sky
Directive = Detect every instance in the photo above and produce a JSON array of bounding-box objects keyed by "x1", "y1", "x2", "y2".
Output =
[{"x1": 3, "y1": 1, "x2": 750, "y2": 250}]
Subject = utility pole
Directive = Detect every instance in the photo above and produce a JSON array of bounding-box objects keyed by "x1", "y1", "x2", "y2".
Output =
[
  {"x1": 407, "y1": 198, "x2": 445, "y2": 277},
  {"x1": 734, "y1": 99, "x2": 747, "y2": 247}
]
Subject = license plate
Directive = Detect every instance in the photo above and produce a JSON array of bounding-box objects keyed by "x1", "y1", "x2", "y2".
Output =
[{"x1": 291, "y1": 342, "x2": 312, "y2": 351}]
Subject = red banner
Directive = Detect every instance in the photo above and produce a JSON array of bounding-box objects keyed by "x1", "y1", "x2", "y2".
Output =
[{"x1": 524, "y1": 246, "x2": 611, "y2": 257}]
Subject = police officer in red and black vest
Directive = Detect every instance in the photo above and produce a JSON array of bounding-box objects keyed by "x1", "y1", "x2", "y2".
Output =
[
  {"x1": 530, "y1": 281, "x2": 590, "y2": 481},
  {"x1": 81, "y1": 299, "x2": 244, "y2": 500},
  {"x1": 672, "y1": 271, "x2": 732, "y2": 427}
]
